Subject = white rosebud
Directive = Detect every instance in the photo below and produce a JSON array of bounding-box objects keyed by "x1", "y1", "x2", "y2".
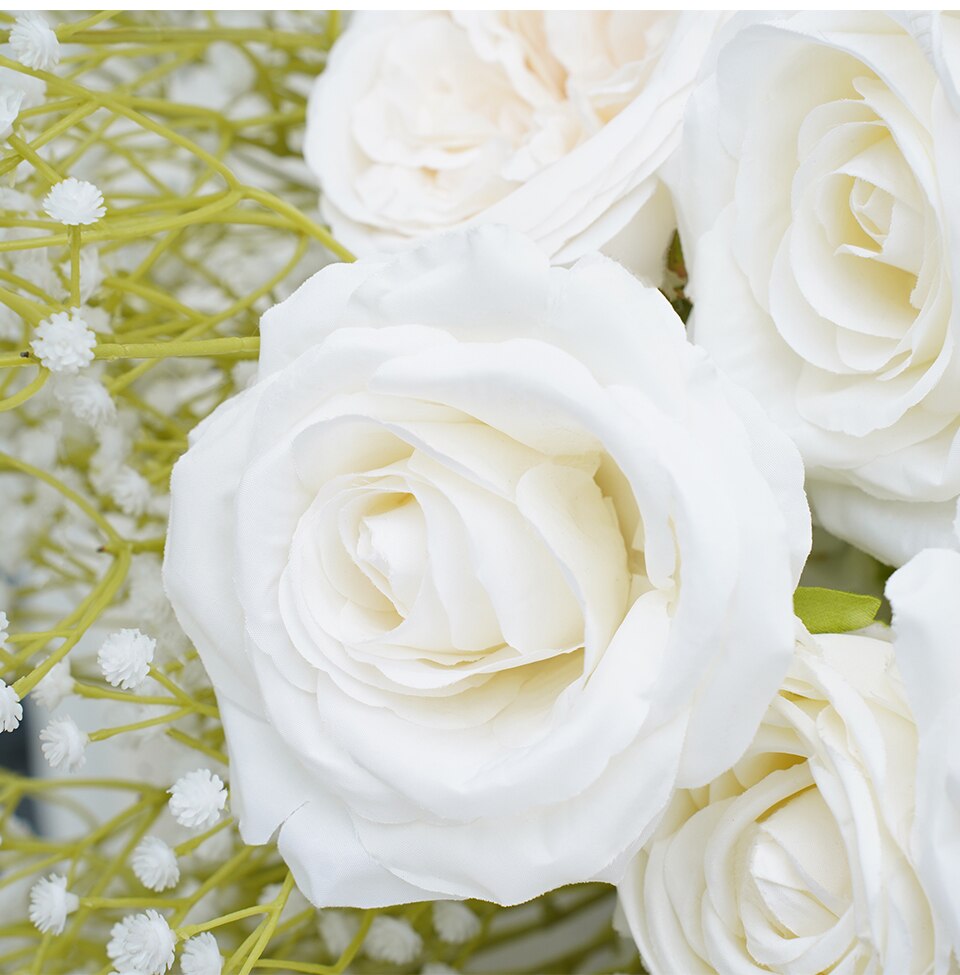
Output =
[
  {"x1": 168, "y1": 769, "x2": 227, "y2": 830},
  {"x1": 30, "y1": 311, "x2": 96, "y2": 374},
  {"x1": 39, "y1": 715, "x2": 87, "y2": 772},
  {"x1": 31, "y1": 658, "x2": 74, "y2": 710},
  {"x1": 0, "y1": 679, "x2": 22, "y2": 733},
  {"x1": 52, "y1": 374, "x2": 116, "y2": 426},
  {"x1": 10, "y1": 12, "x2": 60, "y2": 71},
  {"x1": 107, "y1": 909, "x2": 176, "y2": 975},
  {"x1": 43, "y1": 177, "x2": 105, "y2": 226},
  {"x1": 317, "y1": 910, "x2": 360, "y2": 957},
  {"x1": 98, "y1": 628, "x2": 156, "y2": 690},
  {"x1": 179, "y1": 932, "x2": 222, "y2": 975},
  {"x1": 0, "y1": 86, "x2": 24, "y2": 140},
  {"x1": 364, "y1": 916, "x2": 423, "y2": 966},
  {"x1": 131, "y1": 836, "x2": 180, "y2": 892},
  {"x1": 432, "y1": 901, "x2": 480, "y2": 945},
  {"x1": 28, "y1": 874, "x2": 79, "y2": 934},
  {"x1": 109, "y1": 465, "x2": 152, "y2": 517}
]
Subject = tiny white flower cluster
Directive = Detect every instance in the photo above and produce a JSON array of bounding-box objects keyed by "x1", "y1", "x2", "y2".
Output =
[
  {"x1": 30, "y1": 311, "x2": 96, "y2": 374},
  {"x1": 98, "y1": 628, "x2": 156, "y2": 690},
  {"x1": 52, "y1": 374, "x2": 116, "y2": 427},
  {"x1": 39, "y1": 714, "x2": 87, "y2": 772},
  {"x1": 43, "y1": 176, "x2": 106, "y2": 226},
  {"x1": 364, "y1": 915, "x2": 423, "y2": 966},
  {"x1": 168, "y1": 768, "x2": 227, "y2": 830},
  {"x1": 432, "y1": 901, "x2": 480, "y2": 944},
  {"x1": 131, "y1": 836, "x2": 180, "y2": 892},
  {"x1": 0, "y1": 87, "x2": 24, "y2": 140},
  {"x1": 9, "y1": 12, "x2": 61, "y2": 71},
  {"x1": 31, "y1": 658, "x2": 74, "y2": 710},
  {"x1": 109, "y1": 465, "x2": 152, "y2": 517},
  {"x1": 180, "y1": 931, "x2": 222, "y2": 975},
  {"x1": 107, "y1": 909, "x2": 176, "y2": 975},
  {"x1": 0, "y1": 678, "x2": 22, "y2": 733},
  {"x1": 28, "y1": 874, "x2": 79, "y2": 935},
  {"x1": 318, "y1": 909, "x2": 360, "y2": 956}
]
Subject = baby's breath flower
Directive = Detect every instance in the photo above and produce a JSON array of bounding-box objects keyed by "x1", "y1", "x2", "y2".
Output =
[
  {"x1": 432, "y1": 901, "x2": 481, "y2": 944},
  {"x1": 98, "y1": 628, "x2": 156, "y2": 690},
  {"x1": 0, "y1": 610, "x2": 8, "y2": 645},
  {"x1": 28, "y1": 874, "x2": 79, "y2": 934},
  {"x1": 9, "y1": 12, "x2": 60, "y2": 71},
  {"x1": 0, "y1": 86, "x2": 24, "y2": 140},
  {"x1": 168, "y1": 769, "x2": 227, "y2": 830},
  {"x1": 43, "y1": 176, "x2": 106, "y2": 226},
  {"x1": 31, "y1": 658, "x2": 74, "y2": 710},
  {"x1": 131, "y1": 836, "x2": 179, "y2": 892},
  {"x1": 52, "y1": 374, "x2": 116, "y2": 426},
  {"x1": 109, "y1": 465, "x2": 152, "y2": 516},
  {"x1": 39, "y1": 715, "x2": 87, "y2": 772},
  {"x1": 364, "y1": 916, "x2": 423, "y2": 966},
  {"x1": 30, "y1": 311, "x2": 96, "y2": 374},
  {"x1": 0, "y1": 679, "x2": 22, "y2": 732},
  {"x1": 108, "y1": 909, "x2": 176, "y2": 975},
  {"x1": 180, "y1": 932, "x2": 222, "y2": 975},
  {"x1": 318, "y1": 910, "x2": 360, "y2": 957}
]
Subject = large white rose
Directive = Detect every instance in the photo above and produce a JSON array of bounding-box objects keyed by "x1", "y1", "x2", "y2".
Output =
[
  {"x1": 163, "y1": 227, "x2": 809, "y2": 907},
  {"x1": 887, "y1": 548, "x2": 960, "y2": 970},
  {"x1": 619, "y1": 611, "x2": 958, "y2": 974},
  {"x1": 305, "y1": 11, "x2": 721, "y2": 282},
  {"x1": 679, "y1": 12, "x2": 960, "y2": 567}
]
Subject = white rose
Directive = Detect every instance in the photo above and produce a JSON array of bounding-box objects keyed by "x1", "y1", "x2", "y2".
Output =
[
  {"x1": 305, "y1": 11, "x2": 721, "y2": 282},
  {"x1": 679, "y1": 12, "x2": 960, "y2": 567},
  {"x1": 888, "y1": 548, "x2": 960, "y2": 970},
  {"x1": 619, "y1": 620, "x2": 954, "y2": 974},
  {"x1": 163, "y1": 227, "x2": 809, "y2": 907}
]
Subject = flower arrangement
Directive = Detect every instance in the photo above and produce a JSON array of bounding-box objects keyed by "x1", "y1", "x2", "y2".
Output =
[{"x1": 1, "y1": 10, "x2": 958, "y2": 975}]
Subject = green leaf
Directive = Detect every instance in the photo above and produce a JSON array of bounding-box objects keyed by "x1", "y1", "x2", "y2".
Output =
[{"x1": 793, "y1": 586, "x2": 882, "y2": 634}]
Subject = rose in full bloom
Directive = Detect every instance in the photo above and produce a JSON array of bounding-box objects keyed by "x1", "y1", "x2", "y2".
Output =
[
  {"x1": 618, "y1": 595, "x2": 959, "y2": 974},
  {"x1": 305, "y1": 12, "x2": 721, "y2": 282},
  {"x1": 163, "y1": 227, "x2": 809, "y2": 907},
  {"x1": 679, "y1": 12, "x2": 960, "y2": 567}
]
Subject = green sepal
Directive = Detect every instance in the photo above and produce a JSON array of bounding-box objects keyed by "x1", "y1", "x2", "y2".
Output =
[{"x1": 793, "y1": 586, "x2": 882, "y2": 634}]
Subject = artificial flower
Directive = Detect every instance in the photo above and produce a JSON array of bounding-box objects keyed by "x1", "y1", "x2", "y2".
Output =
[
  {"x1": 680, "y1": 11, "x2": 960, "y2": 566},
  {"x1": 164, "y1": 226, "x2": 809, "y2": 907}
]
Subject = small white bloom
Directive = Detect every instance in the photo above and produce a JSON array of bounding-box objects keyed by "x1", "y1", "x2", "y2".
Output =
[
  {"x1": 9, "y1": 12, "x2": 60, "y2": 71},
  {"x1": 31, "y1": 658, "x2": 74, "y2": 710},
  {"x1": 0, "y1": 610, "x2": 8, "y2": 644},
  {"x1": 52, "y1": 374, "x2": 116, "y2": 426},
  {"x1": 0, "y1": 679, "x2": 22, "y2": 732},
  {"x1": 98, "y1": 628, "x2": 156, "y2": 690},
  {"x1": 364, "y1": 916, "x2": 423, "y2": 966},
  {"x1": 109, "y1": 465, "x2": 152, "y2": 517},
  {"x1": 432, "y1": 902, "x2": 480, "y2": 945},
  {"x1": 168, "y1": 769, "x2": 227, "y2": 830},
  {"x1": 0, "y1": 86, "x2": 24, "y2": 140},
  {"x1": 39, "y1": 715, "x2": 87, "y2": 772},
  {"x1": 43, "y1": 177, "x2": 105, "y2": 226},
  {"x1": 131, "y1": 836, "x2": 180, "y2": 892},
  {"x1": 108, "y1": 910, "x2": 176, "y2": 975},
  {"x1": 30, "y1": 311, "x2": 96, "y2": 374},
  {"x1": 318, "y1": 910, "x2": 360, "y2": 957},
  {"x1": 179, "y1": 932, "x2": 222, "y2": 975},
  {"x1": 28, "y1": 874, "x2": 79, "y2": 934}
]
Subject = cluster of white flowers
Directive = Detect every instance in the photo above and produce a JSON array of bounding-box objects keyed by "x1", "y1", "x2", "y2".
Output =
[
  {"x1": 28, "y1": 874, "x2": 79, "y2": 935},
  {"x1": 39, "y1": 714, "x2": 87, "y2": 772},
  {"x1": 43, "y1": 177, "x2": 106, "y2": 226},
  {"x1": 131, "y1": 837, "x2": 180, "y2": 892},
  {"x1": 9, "y1": 12, "x2": 60, "y2": 71},
  {"x1": 168, "y1": 769, "x2": 227, "y2": 830},
  {"x1": 97, "y1": 628, "x2": 156, "y2": 690},
  {"x1": 179, "y1": 932, "x2": 222, "y2": 975},
  {"x1": 29, "y1": 310, "x2": 96, "y2": 374},
  {"x1": 0, "y1": 678, "x2": 22, "y2": 733},
  {"x1": 107, "y1": 909, "x2": 176, "y2": 975}
]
